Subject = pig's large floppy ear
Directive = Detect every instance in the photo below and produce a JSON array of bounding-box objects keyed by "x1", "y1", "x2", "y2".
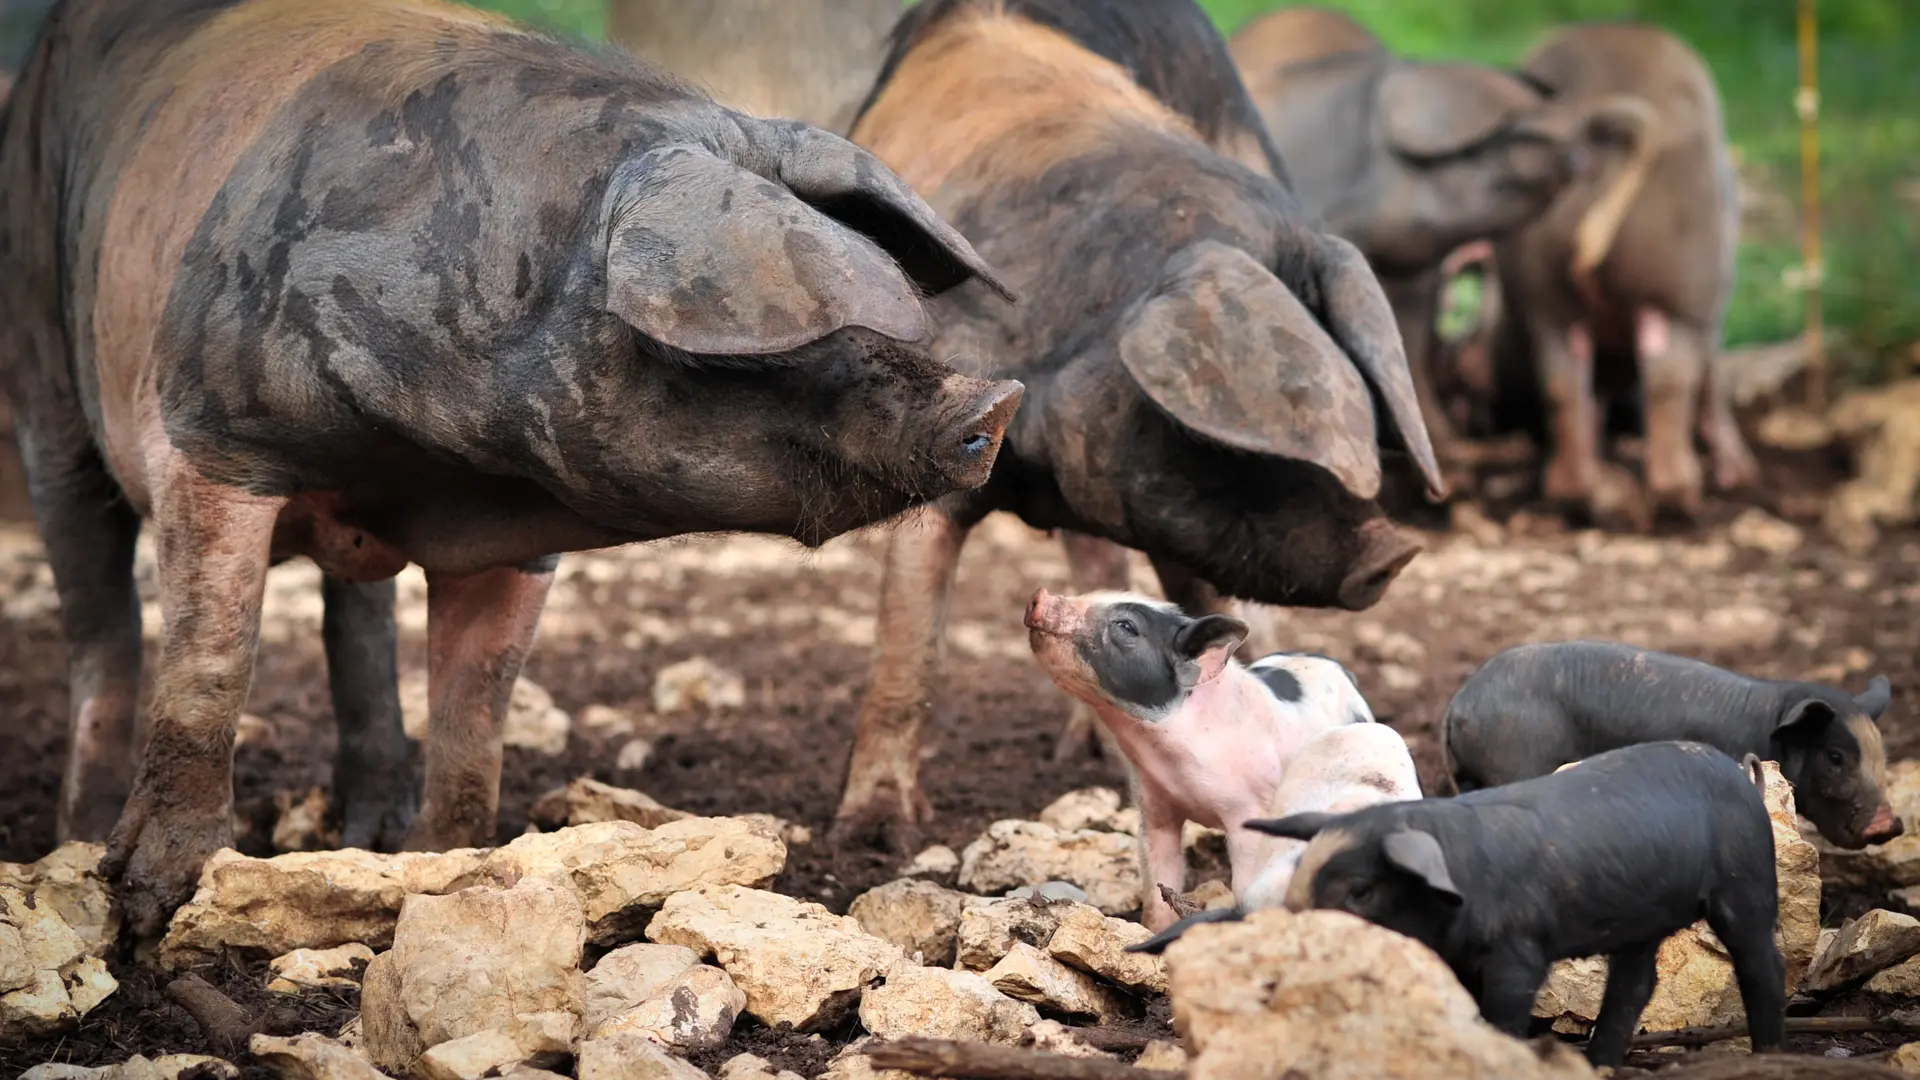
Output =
[
  {"x1": 1775, "y1": 697, "x2": 1838, "y2": 738},
  {"x1": 760, "y1": 120, "x2": 1019, "y2": 304},
  {"x1": 1173, "y1": 614, "x2": 1249, "y2": 689},
  {"x1": 1117, "y1": 240, "x2": 1382, "y2": 499},
  {"x1": 1377, "y1": 63, "x2": 1530, "y2": 160},
  {"x1": 1244, "y1": 812, "x2": 1338, "y2": 840},
  {"x1": 603, "y1": 143, "x2": 1000, "y2": 357},
  {"x1": 1382, "y1": 828, "x2": 1462, "y2": 904},
  {"x1": 1857, "y1": 676, "x2": 1893, "y2": 720}
]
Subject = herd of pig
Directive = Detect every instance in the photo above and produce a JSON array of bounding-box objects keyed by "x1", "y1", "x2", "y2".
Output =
[{"x1": 0, "y1": 0, "x2": 1857, "y2": 1067}]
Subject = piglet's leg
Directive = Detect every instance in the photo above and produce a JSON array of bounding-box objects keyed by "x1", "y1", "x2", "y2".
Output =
[
  {"x1": 322, "y1": 576, "x2": 416, "y2": 851},
  {"x1": 100, "y1": 462, "x2": 284, "y2": 938},
  {"x1": 1051, "y1": 531, "x2": 1130, "y2": 764},
  {"x1": 1707, "y1": 887, "x2": 1788, "y2": 1054},
  {"x1": 1539, "y1": 318, "x2": 1601, "y2": 507},
  {"x1": 1637, "y1": 308, "x2": 1707, "y2": 517},
  {"x1": 1475, "y1": 941, "x2": 1550, "y2": 1039},
  {"x1": 833, "y1": 511, "x2": 970, "y2": 852},
  {"x1": 1139, "y1": 793, "x2": 1187, "y2": 933},
  {"x1": 403, "y1": 557, "x2": 557, "y2": 852},
  {"x1": 1585, "y1": 940, "x2": 1659, "y2": 1066}
]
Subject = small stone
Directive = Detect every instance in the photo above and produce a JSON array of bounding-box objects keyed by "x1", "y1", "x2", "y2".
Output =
[
  {"x1": 955, "y1": 898, "x2": 1065, "y2": 972},
  {"x1": 251, "y1": 1033, "x2": 393, "y2": 1080},
  {"x1": 576, "y1": 1031, "x2": 710, "y2": 1080},
  {"x1": 719, "y1": 1053, "x2": 803, "y2": 1080},
  {"x1": 1021, "y1": 1019, "x2": 1114, "y2": 1059},
  {"x1": 1756, "y1": 406, "x2": 1834, "y2": 451},
  {"x1": 1867, "y1": 956, "x2": 1920, "y2": 996},
  {"x1": 617, "y1": 739, "x2": 656, "y2": 772},
  {"x1": 415, "y1": 1030, "x2": 539, "y2": 1080},
  {"x1": 235, "y1": 713, "x2": 278, "y2": 748},
  {"x1": 1804, "y1": 909, "x2": 1920, "y2": 991},
  {"x1": 903, "y1": 846, "x2": 960, "y2": 877},
  {"x1": 272, "y1": 787, "x2": 339, "y2": 854},
  {"x1": 583, "y1": 943, "x2": 702, "y2": 1031},
  {"x1": 818, "y1": 1042, "x2": 914, "y2": 1080},
  {"x1": 268, "y1": 943, "x2": 375, "y2": 994},
  {"x1": 590, "y1": 964, "x2": 745, "y2": 1052},
  {"x1": 1007, "y1": 882, "x2": 1091, "y2": 905},
  {"x1": 1729, "y1": 507, "x2": 1804, "y2": 556},
  {"x1": 958, "y1": 821, "x2": 1140, "y2": 916},
  {"x1": 1134, "y1": 1041, "x2": 1188, "y2": 1071},
  {"x1": 984, "y1": 943, "x2": 1136, "y2": 1023},
  {"x1": 0, "y1": 885, "x2": 118, "y2": 1039},
  {"x1": 848, "y1": 879, "x2": 970, "y2": 967},
  {"x1": 505, "y1": 679, "x2": 572, "y2": 756},
  {"x1": 0, "y1": 842, "x2": 121, "y2": 958},
  {"x1": 646, "y1": 884, "x2": 902, "y2": 1031},
  {"x1": 20, "y1": 1057, "x2": 240, "y2": 1080},
  {"x1": 652, "y1": 657, "x2": 746, "y2": 715},
  {"x1": 527, "y1": 778, "x2": 691, "y2": 830},
  {"x1": 580, "y1": 704, "x2": 638, "y2": 735},
  {"x1": 1376, "y1": 663, "x2": 1424, "y2": 693},
  {"x1": 1894, "y1": 1042, "x2": 1920, "y2": 1075},
  {"x1": 858, "y1": 962, "x2": 1039, "y2": 1044},
  {"x1": 1038, "y1": 789, "x2": 1129, "y2": 834},
  {"x1": 1047, "y1": 902, "x2": 1168, "y2": 994}
]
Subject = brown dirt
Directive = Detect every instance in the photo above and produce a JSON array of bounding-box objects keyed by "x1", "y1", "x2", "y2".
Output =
[{"x1": 2, "y1": 437, "x2": 1918, "y2": 1075}]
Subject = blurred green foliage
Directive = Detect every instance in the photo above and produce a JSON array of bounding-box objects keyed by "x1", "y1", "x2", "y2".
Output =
[{"x1": 3, "y1": 0, "x2": 1910, "y2": 375}]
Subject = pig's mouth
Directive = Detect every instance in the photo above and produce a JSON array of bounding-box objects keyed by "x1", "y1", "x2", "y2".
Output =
[{"x1": 1855, "y1": 803, "x2": 1905, "y2": 847}]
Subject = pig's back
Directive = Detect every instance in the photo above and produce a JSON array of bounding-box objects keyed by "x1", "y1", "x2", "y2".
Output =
[
  {"x1": 1247, "y1": 652, "x2": 1375, "y2": 726},
  {"x1": 1445, "y1": 641, "x2": 1776, "y2": 786}
]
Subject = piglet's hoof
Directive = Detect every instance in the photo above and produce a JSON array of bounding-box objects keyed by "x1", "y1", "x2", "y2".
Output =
[{"x1": 101, "y1": 784, "x2": 234, "y2": 940}]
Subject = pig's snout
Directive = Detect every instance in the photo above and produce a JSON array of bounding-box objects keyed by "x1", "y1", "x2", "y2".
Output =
[
  {"x1": 1025, "y1": 587, "x2": 1086, "y2": 637},
  {"x1": 1865, "y1": 803, "x2": 1904, "y2": 844},
  {"x1": 934, "y1": 377, "x2": 1023, "y2": 489},
  {"x1": 1338, "y1": 518, "x2": 1423, "y2": 611}
]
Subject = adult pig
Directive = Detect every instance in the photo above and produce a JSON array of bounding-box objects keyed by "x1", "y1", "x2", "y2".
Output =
[
  {"x1": 1024, "y1": 588, "x2": 1377, "y2": 930},
  {"x1": 0, "y1": 0, "x2": 1022, "y2": 936},
  {"x1": 1254, "y1": 741, "x2": 1787, "y2": 1067},
  {"x1": 1228, "y1": 7, "x2": 1656, "y2": 485},
  {"x1": 1127, "y1": 720, "x2": 1422, "y2": 950},
  {"x1": 1489, "y1": 23, "x2": 1758, "y2": 526},
  {"x1": 1443, "y1": 640, "x2": 1900, "y2": 848},
  {"x1": 607, "y1": 0, "x2": 900, "y2": 135},
  {"x1": 834, "y1": 0, "x2": 1445, "y2": 848}
]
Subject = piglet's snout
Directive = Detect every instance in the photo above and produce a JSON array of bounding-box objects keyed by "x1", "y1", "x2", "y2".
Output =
[
  {"x1": 1866, "y1": 803, "x2": 1904, "y2": 843},
  {"x1": 1024, "y1": 587, "x2": 1084, "y2": 636}
]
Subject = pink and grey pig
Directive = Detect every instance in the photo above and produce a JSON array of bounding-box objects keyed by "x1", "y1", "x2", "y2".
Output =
[{"x1": 1024, "y1": 587, "x2": 1376, "y2": 930}]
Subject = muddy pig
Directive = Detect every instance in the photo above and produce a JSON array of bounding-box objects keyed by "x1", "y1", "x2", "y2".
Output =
[
  {"x1": 1443, "y1": 641, "x2": 1899, "y2": 848},
  {"x1": 834, "y1": 0, "x2": 1446, "y2": 850},
  {"x1": 0, "y1": 0, "x2": 1023, "y2": 936},
  {"x1": 1252, "y1": 741, "x2": 1786, "y2": 1066},
  {"x1": 1128, "y1": 721, "x2": 1422, "y2": 950},
  {"x1": 1024, "y1": 587, "x2": 1377, "y2": 930}
]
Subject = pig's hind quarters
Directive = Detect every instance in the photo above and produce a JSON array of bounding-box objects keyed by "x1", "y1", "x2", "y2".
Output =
[{"x1": 1438, "y1": 691, "x2": 1581, "y2": 791}]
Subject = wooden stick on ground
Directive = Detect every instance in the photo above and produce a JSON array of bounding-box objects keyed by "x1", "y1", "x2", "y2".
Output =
[
  {"x1": 166, "y1": 972, "x2": 255, "y2": 1057},
  {"x1": 867, "y1": 1038, "x2": 1182, "y2": 1080},
  {"x1": 1632, "y1": 1013, "x2": 1920, "y2": 1050}
]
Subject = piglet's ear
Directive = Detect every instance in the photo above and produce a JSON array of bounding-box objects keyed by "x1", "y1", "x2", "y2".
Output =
[
  {"x1": 1382, "y1": 828, "x2": 1461, "y2": 904},
  {"x1": 603, "y1": 145, "x2": 931, "y2": 356},
  {"x1": 1775, "y1": 697, "x2": 1838, "y2": 737},
  {"x1": 1173, "y1": 613, "x2": 1248, "y2": 689},
  {"x1": 1244, "y1": 812, "x2": 1336, "y2": 840},
  {"x1": 1857, "y1": 676, "x2": 1892, "y2": 720}
]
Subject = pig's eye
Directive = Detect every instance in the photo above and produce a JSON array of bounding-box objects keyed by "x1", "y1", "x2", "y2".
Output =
[
  {"x1": 1346, "y1": 882, "x2": 1374, "y2": 906},
  {"x1": 1827, "y1": 749, "x2": 1846, "y2": 768},
  {"x1": 1113, "y1": 619, "x2": 1139, "y2": 639}
]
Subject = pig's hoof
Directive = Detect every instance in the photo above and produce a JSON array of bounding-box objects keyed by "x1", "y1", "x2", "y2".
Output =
[
  {"x1": 399, "y1": 812, "x2": 493, "y2": 854},
  {"x1": 1645, "y1": 453, "x2": 1705, "y2": 518},
  {"x1": 333, "y1": 747, "x2": 419, "y2": 852},
  {"x1": 1587, "y1": 463, "x2": 1653, "y2": 532},
  {"x1": 1710, "y1": 441, "x2": 1763, "y2": 492},
  {"x1": 828, "y1": 786, "x2": 932, "y2": 854},
  {"x1": 101, "y1": 798, "x2": 233, "y2": 940},
  {"x1": 1540, "y1": 454, "x2": 1594, "y2": 506}
]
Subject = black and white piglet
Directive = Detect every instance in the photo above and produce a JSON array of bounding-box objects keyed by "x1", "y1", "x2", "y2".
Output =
[
  {"x1": 1245, "y1": 740, "x2": 1785, "y2": 1067},
  {"x1": 1443, "y1": 640, "x2": 1900, "y2": 848}
]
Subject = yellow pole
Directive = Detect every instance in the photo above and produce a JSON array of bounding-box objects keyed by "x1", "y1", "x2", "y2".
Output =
[{"x1": 1797, "y1": 0, "x2": 1826, "y2": 410}]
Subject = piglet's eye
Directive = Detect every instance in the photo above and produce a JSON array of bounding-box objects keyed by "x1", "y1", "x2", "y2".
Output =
[
  {"x1": 1827, "y1": 749, "x2": 1846, "y2": 767},
  {"x1": 1347, "y1": 882, "x2": 1374, "y2": 905},
  {"x1": 1113, "y1": 619, "x2": 1139, "y2": 638}
]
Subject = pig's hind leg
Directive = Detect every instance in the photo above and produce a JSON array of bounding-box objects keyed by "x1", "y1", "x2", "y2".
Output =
[
  {"x1": 19, "y1": 425, "x2": 144, "y2": 846},
  {"x1": 1706, "y1": 885, "x2": 1788, "y2": 1053},
  {"x1": 322, "y1": 576, "x2": 417, "y2": 850},
  {"x1": 1584, "y1": 940, "x2": 1660, "y2": 1066}
]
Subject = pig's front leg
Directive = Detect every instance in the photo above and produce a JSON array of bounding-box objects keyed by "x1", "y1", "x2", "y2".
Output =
[
  {"x1": 322, "y1": 576, "x2": 417, "y2": 851},
  {"x1": 833, "y1": 511, "x2": 970, "y2": 852},
  {"x1": 1051, "y1": 530, "x2": 1130, "y2": 764},
  {"x1": 404, "y1": 557, "x2": 557, "y2": 852},
  {"x1": 100, "y1": 463, "x2": 284, "y2": 938},
  {"x1": 1139, "y1": 794, "x2": 1188, "y2": 932},
  {"x1": 1475, "y1": 941, "x2": 1551, "y2": 1039}
]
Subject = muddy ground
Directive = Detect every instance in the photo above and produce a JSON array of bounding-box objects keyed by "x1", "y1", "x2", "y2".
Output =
[{"x1": 1, "y1": 438, "x2": 1917, "y2": 1075}]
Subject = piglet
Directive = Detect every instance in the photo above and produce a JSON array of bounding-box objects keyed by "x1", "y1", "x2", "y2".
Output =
[
  {"x1": 1443, "y1": 640, "x2": 1900, "y2": 848},
  {"x1": 1024, "y1": 587, "x2": 1375, "y2": 931},
  {"x1": 1252, "y1": 740, "x2": 1786, "y2": 1067}
]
